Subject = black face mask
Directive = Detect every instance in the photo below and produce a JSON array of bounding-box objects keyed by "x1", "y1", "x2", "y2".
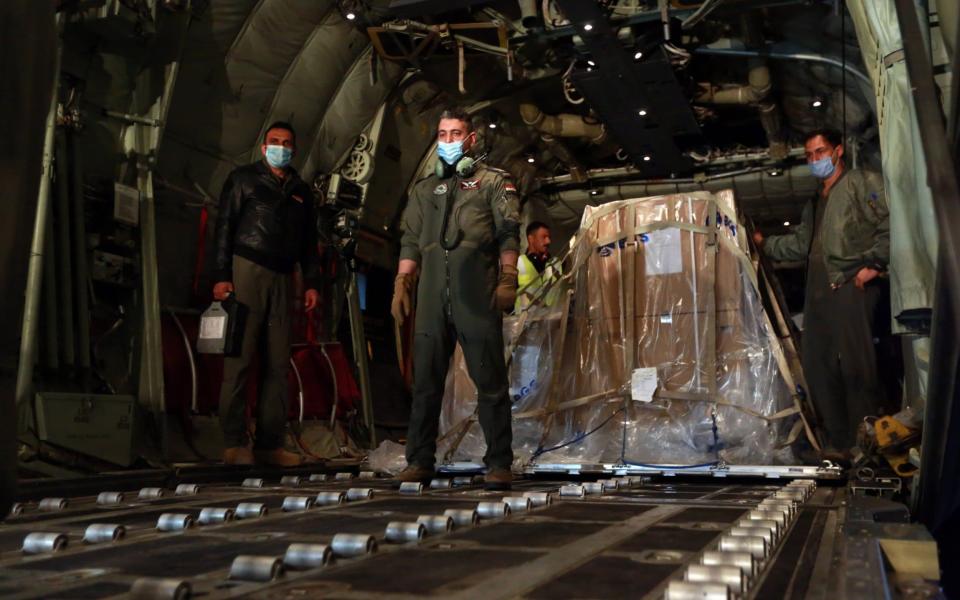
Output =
[{"x1": 527, "y1": 251, "x2": 549, "y2": 273}]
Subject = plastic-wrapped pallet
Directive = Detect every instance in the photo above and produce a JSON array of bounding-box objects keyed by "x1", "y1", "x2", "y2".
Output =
[{"x1": 437, "y1": 190, "x2": 801, "y2": 467}]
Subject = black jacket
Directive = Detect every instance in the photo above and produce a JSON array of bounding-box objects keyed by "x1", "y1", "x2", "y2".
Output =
[{"x1": 214, "y1": 160, "x2": 321, "y2": 289}]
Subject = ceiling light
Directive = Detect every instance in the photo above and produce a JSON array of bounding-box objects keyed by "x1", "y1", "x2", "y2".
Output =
[
  {"x1": 642, "y1": 155, "x2": 652, "y2": 162},
  {"x1": 527, "y1": 157, "x2": 536, "y2": 163},
  {"x1": 590, "y1": 189, "x2": 601, "y2": 196},
  {"x1": 634, "y1": 51, "x2": 643, "y2": 60},
  {"x1": 488, "y1": 123, "x2": 497, "y2": 129},
  {"x1": 783, "y1": 221, "x2": 791, "y2": 227},
  {"x1": 587, "y1": 60, "x2": 596, "y2": 67},
  {"x1": 768, "y1": 168, "x2": 783, "y2": 177},
  {"x1": 811, "y1": 97, "x2": 823, "y2": 108},
  {"x1": 583, "y1": 23, "x2": 593, "y2": 31},
  {"x1": 638, "y1": 109, "x2": 647, "y2": 117},
  {"x1": 346, "y1": 12, "x2": 356, "y2": 20}
]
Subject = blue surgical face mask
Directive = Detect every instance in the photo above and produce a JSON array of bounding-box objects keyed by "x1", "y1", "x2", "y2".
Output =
[
  {"x1": 265, "y1": 145, "x2": 293, "y2": 169},
  {"x1": 808, "y1": 153, "x2": 836, "y2": 179},
  {"x1": 437, "y1": 140, "x2": 465, "y2": 165}
]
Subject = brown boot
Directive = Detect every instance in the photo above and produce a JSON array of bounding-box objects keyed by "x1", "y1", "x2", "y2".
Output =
[
  {"x1": 253, "y1": 448, "x2": 303, "y2": 467},
  {"x1": 397, "y1": 464, "x2": 435, "y2": 483},
  {"x1": 223, "y1": 446, "x2": 254, "y2": 466},
  {"x1": 484, "y1": 467, "x2": 513, "y2": 491}
]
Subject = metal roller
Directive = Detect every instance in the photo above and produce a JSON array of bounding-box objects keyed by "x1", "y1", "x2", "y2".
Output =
[
  {"x1": 235, "y1": 503, "x2": 268, "y2": 519},
  {"x1": 283, "y1": 543, "x2": 333, "y2": 569},
  {"x1": 282, "y1": 496, "x2": 315, "y2": 512},
  {"x1": 728, "y1": 526, "x2": 775, "y2": 547},
  {"x1": 82, "y1": 524, "x2": 125, "y2": 544},
  {"x1": 138, "y1": 487, "x2": 165, "y2": 499},
  {"x1": 346, "y1": 488, "x2": 374, "y2": 501},
  {"x1": 96, "y1": 492, "x2": 124, "y2": 505},
  {"x1": 22, "y1": 532, "x2": 67, "y2": 554},
  {"x1": 129, "y1": 577, "x2": 191, "y2": 600},
  {"x1": 430, "y1": 478, "x2": 452, "y2": 489},
  {"x1": 359, "y1": 471, "x2": 376, "y2": 480},
  {"x1": 198, "y1": 507, "x2": 235, "y2": 525},
  {"x1": 522, "y1": 492, "x2": 553, "y2": 507},
  {"x1": 685, "y1": 564, "x2": 745, "y2": 595},
  {"x1": 331, "y1": 533, "x2": 377, "y2": 557},
  {"x1": 583, "y1": 482, "x2": 604, "y2": 495},
  {"x1": 315, "y1": 492, "x2": 346, "y2": 506},
  {"x1": 628, "y1": 476, "x2": 648, "y2": 486},
  {"x1": 615, "y1": 477, "x2": 633, "y2": 488},
  {"x1": 476, "y1": 501, "x2": 510, "y2": 519},
  {"x1": 157, "y1": 513, "x2": 194, "y2": 532},
  {"x1": 399, "y1": 482, "x2": 423, "y2": 496},
  {"x1": 8, "y1": 503, "x2": 23, "y2": 517},
  {"x1": 502, "y1": 496, "x2": 533, "y2": 513},
  {"x1": 559, "y1": 484, "x2": 586, "y2": 498},
  {"x1": 748, "y1": 509, "x2": 789, "y2": 528},
  {"x1": 452, "y1": 476, "x2": 475, "y2": 487},
  {"x1": 417, "y1": 515, "x2": 455, "y2": 534},
  {"x1": 665, "y1": 581, "x2": 730, "y2": 600},
  {"x1": 443, "y1": 508, "x2": 480, "y2": 527},
  {"x1": 737, "y1": 518, "x2": 780, "y2": 540},
  {"x1": 280, "y1": 476, "x2": 302, "y2": 487},
  {"x1": 242, "y1": 478, "x2": 264, "y2": 488},
  {"x1": 599, "y1": 479, "x2": 619, "y2": 491},
  {"x1": 385, "y1": 521, "x2": 426, "y2": 543},
  {"x1": 38, "y1": 498, "x2": 67, "y2": 511},
  {"x1": 229, "y1": 555, "x2": 284, "y2": 582},
  {"x1": 335, "y1": 472, "x2": 354, "y2": 481},
  {"x1": 175, "y1": 484, "x2": 199, "y2": 496},
  {"x1": 758, "y1": 499, "x2": 796, "y2": 518},
  {"x1": 309, "y1": 474, "x2": 328, "y2": 483},
  {"x1": 719, "y1": 534, "x2": 767, "y2": 560},
  {"x1": 775, "y1": 488, "x2": 808, "y2": 501},
  {"x1": 701, "y1": 550, "x2": 756, "y2": 576}
]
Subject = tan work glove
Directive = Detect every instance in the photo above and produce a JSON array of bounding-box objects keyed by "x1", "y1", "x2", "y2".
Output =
[
  {"x1": 391, "y1": 273, "x2": 416, "y2": 326},
  {"x1": 494, "y1": 264, "x2": 519, "y2": 311}
]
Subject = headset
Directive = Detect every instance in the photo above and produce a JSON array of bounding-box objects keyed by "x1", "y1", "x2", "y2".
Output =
[{"x1": 435, "y1": 152, "x2": 487, "y2": 179}]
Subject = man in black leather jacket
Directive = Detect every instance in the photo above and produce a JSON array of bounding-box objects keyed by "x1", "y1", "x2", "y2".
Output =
[{"x1": 213, "y1": 121, "x2": 321, "y2": 466}]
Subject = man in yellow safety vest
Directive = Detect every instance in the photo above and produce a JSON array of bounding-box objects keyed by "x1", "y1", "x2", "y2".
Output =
[{"x1": 515, "y1": 221, "x2": 561, "y2": 312}]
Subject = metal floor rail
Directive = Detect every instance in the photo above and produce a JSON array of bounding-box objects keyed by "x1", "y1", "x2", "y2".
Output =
[{"x1": 0, "y1": 470, "x2": 867, "y2": 599}]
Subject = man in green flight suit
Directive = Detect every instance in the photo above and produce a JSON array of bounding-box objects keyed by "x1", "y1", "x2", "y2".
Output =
[
  {"x1": 755, "y1": 129, "x2": 889, "y2": 454},
  {"x1": 391, "y1": 107, "x2": 521, "y2": 489}
]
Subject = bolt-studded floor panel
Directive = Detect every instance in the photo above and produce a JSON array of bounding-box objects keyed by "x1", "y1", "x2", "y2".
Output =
[{"x1": 0, "y1": 471, "x2": 843, "y2": 599}]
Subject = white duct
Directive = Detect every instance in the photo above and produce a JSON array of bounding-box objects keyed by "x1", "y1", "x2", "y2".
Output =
[
  {"x1": 518, "y1": 0, "x2": 539, "y2": 29},
  {"x1": 519, "y1": 103, "x2": 607, "y2": 144}
]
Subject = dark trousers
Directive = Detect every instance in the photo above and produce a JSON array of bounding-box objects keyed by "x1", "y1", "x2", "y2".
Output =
[
  {"x1": 802, "y1": 282, "x2": 884, "y2": 450},
  {"x1": 406, "y1": 299, "x2": 514, "y2": 470},
  {"x1": 219, "y1": 256, "x2": 292, "y2": 450}
]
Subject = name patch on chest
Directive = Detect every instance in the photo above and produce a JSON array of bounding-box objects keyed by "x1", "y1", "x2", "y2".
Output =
[
  {"x1": 434, "y1": 183, "x2": 448, "y2": 195},
  {"x1": 460, "y1": 179, "x2": 480, "y2": 191}
]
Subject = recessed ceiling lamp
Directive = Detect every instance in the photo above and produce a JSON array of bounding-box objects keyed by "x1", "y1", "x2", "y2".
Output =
[
  {"x1": 346, "y1": 12, "x2": 356, "y2": 20},
  {"x1": 768, "y1": 168, "x2": 783, "y2": 177},
  {"x1": 642, "y1": 155, "x2": 652, "y2": 162},
  {"x1": 527, "y1": 156, "x2": 536, "y2": 164},
  {"x1": 811, "y1": 97, "x2": 824, "y2": 108},
  {"x1": 638, "y1": 109, "x2": 648, "y2": 117},
  {"x1": 783, "y1": 221, "x2": 791, "y2": 227},
  {"x1": 488, "y1": 123, "x2": 497, "y2": 129},
  {"x1": 583, "y1": 23, "x2": 594, "y2": 31},
  {"x1": 634, "y1": 51, "x2": 643, "y2": 60}
]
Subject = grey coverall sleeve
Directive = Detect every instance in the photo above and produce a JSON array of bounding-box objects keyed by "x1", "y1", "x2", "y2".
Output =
[
  {"x1": 763, "y1": 200, "x2": 814, "y2": 263},
  {"x1": 214, "y1": 172, "x2": 243, "y2": 283},
  {"x1": 490, "y1": 176, "x2": 521, "y2": 254},
  {"x1": 399, "y1": 192, "x2": 424, "y2": 264}
]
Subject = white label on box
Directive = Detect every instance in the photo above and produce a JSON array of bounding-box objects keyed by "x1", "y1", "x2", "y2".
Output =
[
  {"x1": 114, "y1": 182, "x2": 141, "y2": 226},
  {"x1": 643, "y1": 228, "x2": 682, "y2": 275},
  {"x1": 199, "y1": 315, "x2": 226, "y2": 340},
  {"x1": 659, "y1": 314, "x2": 673, "y2": 324},
  {"x1": 631, "y1": 367, "x2": 658, "y2": 403}
]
